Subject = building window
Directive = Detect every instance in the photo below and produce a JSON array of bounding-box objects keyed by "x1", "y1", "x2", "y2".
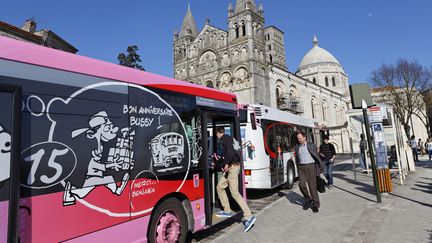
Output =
[
  {"x1": 311, "y1": 99, "x2": 315, "y2": 119},
  {"x1": 332, "y1": 77, "x2": 336, "y2": 87},
  {"x1": 325, "y1": 77, "x2": 329, "y2": 87},
  {"x1": 235, "y1": 24, "x2": 239, "y2": 38},
  {"x1": 205, "y1": 81, "x2": 214, "y2": 88},
  {"x1": 268, "y1": 45, "x2": 272, "y2": 51},
  {"x1": 269, "y1": 54, "x2": 273, "y2": 63},
  {"x1": 322, "y1": 102, "x2": 326, "y2": 121},
  {"x1": 241, "y1": 21, "x2": 246, "y2": 36},
  {"x1": 312, "y1": 78, "x2": 316, "y2": 84}
]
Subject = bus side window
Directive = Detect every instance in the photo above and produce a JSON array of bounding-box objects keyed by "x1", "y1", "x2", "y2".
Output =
[{"x1": 250, "y1": 112, "x2": 257, "y2": 130}]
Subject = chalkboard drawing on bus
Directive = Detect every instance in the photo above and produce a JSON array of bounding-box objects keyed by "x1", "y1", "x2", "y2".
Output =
[
  {"x1": 0, "y1": 124, "x2": 11, "y2": 185},
  {"x1": 62, "y1": 111, "x2": 133, "y2": 206},
  {"x1": 150, "y1": 132, "x2": 185, "y2": 172},
  {"x1": 185, "y1": 116, "x2": 202, "y2": 167}
]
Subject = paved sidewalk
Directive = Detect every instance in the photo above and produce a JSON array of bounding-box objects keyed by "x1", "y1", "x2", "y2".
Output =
[{"x1": 212, "y1": 159, "x2": 432, "y2": 243}]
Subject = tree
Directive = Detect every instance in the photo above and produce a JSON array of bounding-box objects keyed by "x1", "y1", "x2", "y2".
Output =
[
  {"x1": 369, "y1": 59, "x2": 432, "y2": 138},
  {"x1": 117, "y1": 45, "x2": 145, "y2": 71}
]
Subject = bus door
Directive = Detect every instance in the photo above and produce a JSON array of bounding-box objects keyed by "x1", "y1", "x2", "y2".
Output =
[
  {"x1": 266, "y1": 124, "x2": 278, "y2": 187},
  {"x1": 201, "y1": 111, "x2": 240, "y2": 226},
  {"x1": 0, "y1": 83, "x2": 21, "y2": 243}
]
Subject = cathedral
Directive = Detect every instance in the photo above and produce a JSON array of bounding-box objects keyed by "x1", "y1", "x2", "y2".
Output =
[{"x1": 173, "y1": 0, "x2": 351, "y2": 153}]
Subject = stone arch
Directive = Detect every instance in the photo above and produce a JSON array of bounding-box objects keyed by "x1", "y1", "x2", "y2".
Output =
[
  {"x1": 218, "y1": 71, "x2": 232, "y2": 89},
  {"x1": 233, "y1": 67, "x2": 249, "y2": 90},
  {"x1": 288, "y1": 85, "x2": 298, "y2": 98},
  {"x1": 199, "y1": 50, "x2": 218, "y2": 71},
  {"x1": 322, "y1": 99, "x2": 327, "y2": 121},
  {"x1": 275, "y1": 79, "x2": 285, "y2": 102},
  {"x1": 204, "y1": 80, "x2": 214, "y2": 88},
  {"x1": 311, "y1": 96, "x2": 317, "y2": 119}
]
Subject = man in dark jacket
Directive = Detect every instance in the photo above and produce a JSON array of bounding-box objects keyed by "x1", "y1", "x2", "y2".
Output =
[
  {"x1": 214, "y1": 127, "x2": 256, "y2": 232},
  {"x1": 295, "y1": 131, "x2": 324, "y2": 213},
  {"x1": 319, "y1": 135, "x2": 336, "y2": 188}
]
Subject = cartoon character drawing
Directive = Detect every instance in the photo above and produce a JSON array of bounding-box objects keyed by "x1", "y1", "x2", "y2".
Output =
[
  {"x1": 63, "y1": 111, "x2": 134, "y2": 206},
  {"x1": 0, "y1": 124, "x2": 11, "y2": 183},
  {"x1": 150, "y1": 132, "x2": 184, "y2": 168}
]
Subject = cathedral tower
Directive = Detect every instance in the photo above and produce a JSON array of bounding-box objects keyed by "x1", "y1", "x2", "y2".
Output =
[{"x1": 225, "y1": 0, "x2": 270, "y2": 105}]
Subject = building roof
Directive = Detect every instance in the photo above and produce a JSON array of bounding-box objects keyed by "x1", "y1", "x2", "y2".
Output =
[
  {"x1": 0, "y1": 21, "x2": 43, "y2": 43},
  {"x1": 179, "y1": 4, "x2": 198, "y2": 38},
  {"x1": 298, "y1": 35, "x2": 341, "y2": 70}
]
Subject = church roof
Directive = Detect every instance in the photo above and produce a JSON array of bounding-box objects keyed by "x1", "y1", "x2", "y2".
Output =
[
  {"x1": 298, "y1": 35, "x2": 341, "y2": 70},
  {"x1": 179, "y1": 4, "x2": 198, "y2": 38}
]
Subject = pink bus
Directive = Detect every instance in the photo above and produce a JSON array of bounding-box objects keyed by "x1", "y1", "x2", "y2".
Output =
[{"x1": 0, "y1": 36, "x2": 245, "y2": 243}]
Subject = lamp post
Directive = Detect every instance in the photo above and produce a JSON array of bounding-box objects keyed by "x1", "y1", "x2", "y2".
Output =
[{"x1": 362, "y1": 100, "x2": 382, "y2": 203}]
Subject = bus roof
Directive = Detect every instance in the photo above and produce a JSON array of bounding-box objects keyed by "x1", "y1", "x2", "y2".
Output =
[
  {"x1": 0, "y1": 36, "x2": 237, "y2": 103},
  {"x1": 248, "y1": 104, "x2": 316, "y2": 128}
]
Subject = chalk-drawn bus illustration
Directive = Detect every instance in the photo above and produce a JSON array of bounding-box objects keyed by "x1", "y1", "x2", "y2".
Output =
[{"x1": 150, "y1": 132, "x2": 184, "y2": 168}]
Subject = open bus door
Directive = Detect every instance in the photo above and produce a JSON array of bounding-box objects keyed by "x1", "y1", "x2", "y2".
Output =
[
  {"x1": 201, "y1": 110, "x2": 242, "y2": 226},
  {"x1": 0, "y1": 83, "x2": 21, "y2": 243}
]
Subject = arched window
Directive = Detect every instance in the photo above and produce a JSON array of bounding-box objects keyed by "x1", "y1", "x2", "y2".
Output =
[
  {"x1": 312, "y1": 78, "x2": 316, "y2": 84},
  {"x1": 276, "y1": 87, "x2": 281, "y2": 99},
  {"x1": 269, "y1": 54, "x2": 273, "y2": 63},
  {"x1": 311, "y1": 98, "x2": 316, "y2": 119},
  {"x1": 205, "y1": 81, "x2": 214, "y2": 88},
  {"x1": 235, "y1": 24, "x2": 239, "y2": 38},
  {"x1": 332, "y1": 77, "x2": 336, "y2": 87},
  {"x1": 322, "y1": 101, "x2": 326, "y2": 121},
  {"x1": 241, "y1": 21, "x2": 246, "y2": 36},
  {"x1": 325, "y1": 77, "x2": 329, "y2": 87}
]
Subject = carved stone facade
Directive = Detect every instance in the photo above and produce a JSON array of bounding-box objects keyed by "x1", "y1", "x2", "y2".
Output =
[{"x1": 173, "y1": 1, "x2": 352, "y2": 153}]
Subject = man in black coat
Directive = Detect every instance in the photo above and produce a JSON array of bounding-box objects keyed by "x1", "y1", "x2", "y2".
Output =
[{"x1": 294, "y1": 131, "x2": 324, "y2": 213}]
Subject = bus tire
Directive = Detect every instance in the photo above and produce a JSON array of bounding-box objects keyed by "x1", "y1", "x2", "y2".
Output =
[
  {"x1": 148, "y1": 197, "x2": 188, "y2": 243},
  {"x1": 283, "y1": 161, "x2": 295, "y2": 189}
]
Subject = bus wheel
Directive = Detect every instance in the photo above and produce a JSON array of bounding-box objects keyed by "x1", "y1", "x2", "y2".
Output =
[
  {"x1": 149, "y1": 198, "x2": 188, "y2": 243},
  {"x1": 164, "y1": 158, "x2": 171, "y2": 168},
  {"x1": 283, "y1": 162, "x2": 295, "y2": 189}
]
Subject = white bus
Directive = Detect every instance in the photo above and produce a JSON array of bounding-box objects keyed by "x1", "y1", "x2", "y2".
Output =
[{"x1": 239, "y1": 104, "x2": 324, "y2": 189}]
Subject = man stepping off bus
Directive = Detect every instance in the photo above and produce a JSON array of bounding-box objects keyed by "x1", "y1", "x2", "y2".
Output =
[{"x1": 214, "y1": 127, "x2": 256, "y2": 232}]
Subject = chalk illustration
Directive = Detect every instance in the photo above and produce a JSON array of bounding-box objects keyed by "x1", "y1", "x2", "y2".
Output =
[
  {"x1": 0, "y1": 124, "x2": 11, "y2": 184},
  {"x1": 63, "y1": 111, "x2": 134, "y2": 206},
  {"x1": 150, "y1": 132, "x2": 184, "y2": 169},
  {"x1": 186, "y1": 116, "x2": 202, "y2": 167}
]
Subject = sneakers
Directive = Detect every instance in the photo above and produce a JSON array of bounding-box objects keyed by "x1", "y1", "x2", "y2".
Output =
[
  {"x1": 243, "y1": 216, "x2": 256, "y2": 232},
  {"x1": 215, "y1": 211, "x2": 235, "y2": 218}
]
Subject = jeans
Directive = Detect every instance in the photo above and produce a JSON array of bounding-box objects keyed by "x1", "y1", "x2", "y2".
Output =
[
  {"x1": 412, "y1": 148, "x2": 418, "y2": 162},
  {"x1": 324, "y1": 161, "x2": 333, "y2": 186},
  {"x1": 359, "y1": 152, "x2": 366, "y2": 169}
]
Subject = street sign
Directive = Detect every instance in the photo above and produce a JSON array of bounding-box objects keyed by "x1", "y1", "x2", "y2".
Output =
[{"x1": 369, "y1": 106, "x2": 382, "y2": 123}]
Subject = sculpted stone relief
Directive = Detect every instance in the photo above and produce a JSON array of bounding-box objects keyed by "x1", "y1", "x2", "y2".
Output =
[
  {"x1": 218, "y1": 67, "x2": 250, "y2": 92},
  {"x1": 198, "y1": 51, "x2": 217, "y2": 73}
]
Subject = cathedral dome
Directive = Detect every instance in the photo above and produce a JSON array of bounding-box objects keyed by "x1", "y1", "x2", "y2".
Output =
[{"x1": 298, "y1": 35, "x2": 341, "y2": 71}]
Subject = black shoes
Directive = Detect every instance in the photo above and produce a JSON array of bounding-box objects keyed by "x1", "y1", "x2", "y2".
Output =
[{"x1": 312, "y1": 205, "x2": 319, "y2": 213}]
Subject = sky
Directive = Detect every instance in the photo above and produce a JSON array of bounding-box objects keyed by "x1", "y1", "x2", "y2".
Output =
[{"x1": 3, "y1": 0, "x2": 432, "y2": 84}]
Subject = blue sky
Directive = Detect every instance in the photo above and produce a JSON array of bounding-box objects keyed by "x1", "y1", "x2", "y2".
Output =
[{"x1": 3, "y1": 0, "x2": 432, "y2": 84}]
